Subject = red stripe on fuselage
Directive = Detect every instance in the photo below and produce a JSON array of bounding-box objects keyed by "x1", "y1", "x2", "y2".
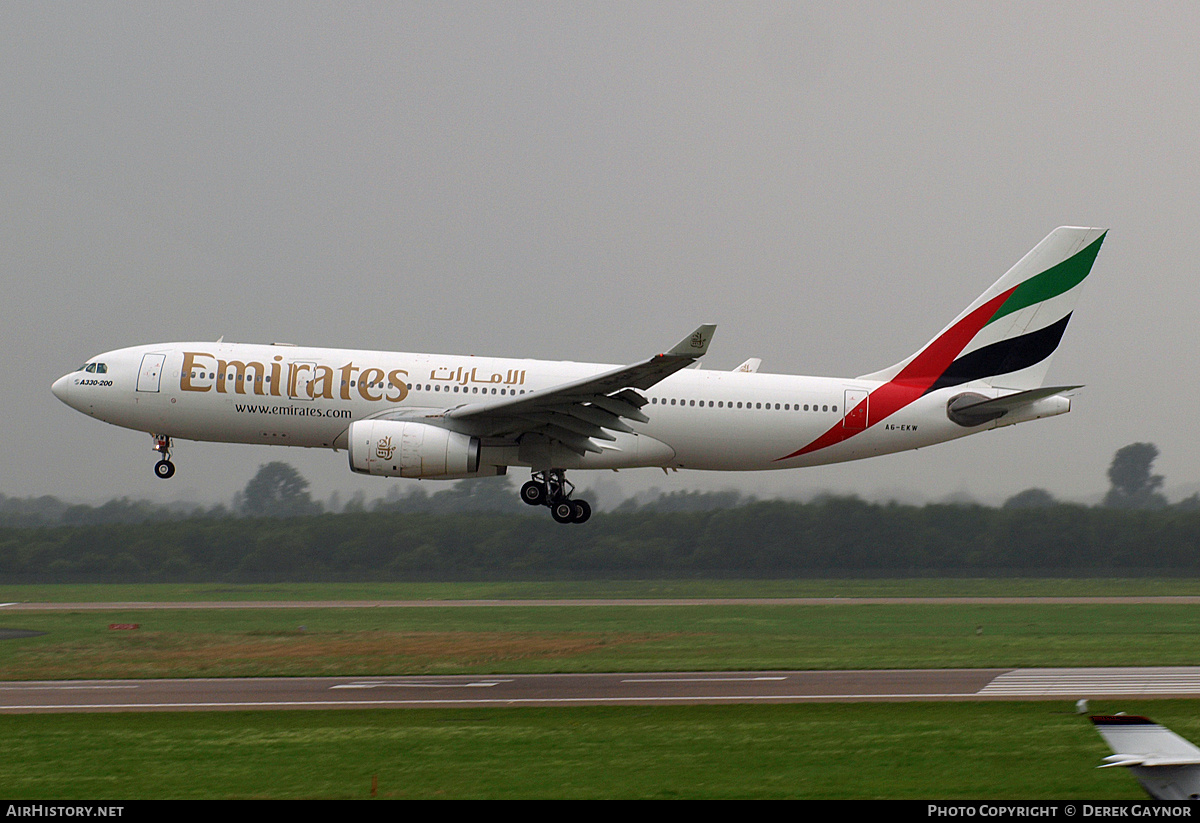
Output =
[{"x1": 777, "y1": 287, "x2": 1015, "y2": 460}]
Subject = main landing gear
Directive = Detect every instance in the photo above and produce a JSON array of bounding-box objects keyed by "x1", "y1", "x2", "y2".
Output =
[
  {"x1": 152, "y1": 434, "x2": 176, "y2": 479},
  {"x1": 520, "y1": 469, "x2": 591, "y2": 524}
]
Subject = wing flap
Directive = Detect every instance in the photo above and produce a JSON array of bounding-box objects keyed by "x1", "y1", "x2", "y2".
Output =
[
  {"x1": 520, "y1": 412, "x2": 617, "y2": 441},
  {"x1": 550, "y1": 403, "x2": 636, "y2": 433}
]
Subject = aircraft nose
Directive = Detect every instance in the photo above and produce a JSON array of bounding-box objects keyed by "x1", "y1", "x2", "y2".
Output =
[{"x1": 51, "y1": 373, "x2": 73, "y2": 404}]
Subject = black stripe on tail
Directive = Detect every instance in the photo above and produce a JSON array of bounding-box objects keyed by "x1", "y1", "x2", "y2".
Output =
[{"x1": 924, "y1": 313, "x2": 1072, "y2": 394}]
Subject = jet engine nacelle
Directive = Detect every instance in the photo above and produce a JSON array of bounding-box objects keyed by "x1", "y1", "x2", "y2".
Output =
[{"x1": 348, "y1": 420, "x2": 480, "y2": 478}]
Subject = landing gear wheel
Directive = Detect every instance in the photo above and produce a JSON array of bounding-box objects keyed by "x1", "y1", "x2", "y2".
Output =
[
  {"x1": 551, "y1": 500, "x2": 576, "y2": 524},
  {"x1": 149, "y1": 434, "x2": 175, "y2": 479},
  {"x1": 570, "y1": 499, "x2": 591, "y2": 524},
  {"x1": 151, "y1": 434, "x2": 175, "y2": 479},
  {"x1": 520, "y1": 481, "x2": 547, "y2": 506},
  {"x1": 525, "y1": 469, "x2": 591, "y2": 524}
]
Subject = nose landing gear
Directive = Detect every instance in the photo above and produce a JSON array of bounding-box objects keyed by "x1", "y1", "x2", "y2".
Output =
[
  {"x1": 520, "y1": 469, "x2": 591, "y2": 524},
  {"x1": 152, "y1": 434, "x2": 175, "y2": 479}
]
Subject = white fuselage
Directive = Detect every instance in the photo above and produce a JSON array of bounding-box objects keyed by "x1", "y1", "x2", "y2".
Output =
[{"x1": 51, "y1": 341, "x2": 1018, "y2": 475}]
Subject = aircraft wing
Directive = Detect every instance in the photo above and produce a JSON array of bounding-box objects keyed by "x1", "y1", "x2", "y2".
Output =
[
  {"x1": 1091, "y1": 715, "x2": 1200, "y2": 800},
  {"x1": 432, "y1": 324, "x2": 716, "y2": 457},
  {"x1": 440, "y1": 323, "x2": 715, "y2": 455}
]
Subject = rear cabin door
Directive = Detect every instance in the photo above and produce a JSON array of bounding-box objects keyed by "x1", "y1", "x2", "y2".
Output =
[{"x1": 843, "y1": 388, "x2": 869, "y2": 431}]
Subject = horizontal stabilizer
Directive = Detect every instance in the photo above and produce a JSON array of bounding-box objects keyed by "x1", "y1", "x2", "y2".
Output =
[
  {"x1": 947, "y1": 386, "x2": 1080, "y2": 427},
  {"x1": 955, "y1": 385, "x2": 1081, "y2": 414}
]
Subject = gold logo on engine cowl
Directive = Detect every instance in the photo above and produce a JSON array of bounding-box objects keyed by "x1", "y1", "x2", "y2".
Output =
[{"x1": 376, "y1": 435, "x2": 396, "y2": 460}]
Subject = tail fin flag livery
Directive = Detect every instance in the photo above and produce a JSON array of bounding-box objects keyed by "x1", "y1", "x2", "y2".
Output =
[
  {"x1": 861, "y1": 226, "x2": 1106, "y2": 391},
  {"x1": 52, "y1": 226, "x2": 1106, "y2": 524},
  {"x1": 1091, "y1": 715, "x2": 1200, "y2": 800},
  {"x1": 783, "y1": 226, "x2": 1105, "y2": 459}
]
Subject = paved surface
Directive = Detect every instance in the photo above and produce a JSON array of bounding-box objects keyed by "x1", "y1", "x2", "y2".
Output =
[
  {"x1": 5, "y1": 667, "x2": 1200, "y2": 713},
  {"x1": 5, "y1": 597, "x2": 1200, "y2": 610}
]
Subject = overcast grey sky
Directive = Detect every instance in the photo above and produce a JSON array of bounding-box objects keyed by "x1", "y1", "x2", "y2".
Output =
[{"x1": 4, "y1": 3, "x2": 1196, "y2": 507}]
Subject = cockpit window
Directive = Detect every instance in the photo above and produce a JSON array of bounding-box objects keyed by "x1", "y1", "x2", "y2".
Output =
[
  {"x1": 95, "y1": 363, "x2": 107, "y2": 374},
  {"x1": 85, "y1": 364, "x2": 96, "y2": 373}
]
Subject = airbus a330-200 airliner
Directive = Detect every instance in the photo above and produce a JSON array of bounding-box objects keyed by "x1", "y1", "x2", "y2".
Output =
[{"x1": 52, "y1": 226, "x2": 1106, "y2": 524}]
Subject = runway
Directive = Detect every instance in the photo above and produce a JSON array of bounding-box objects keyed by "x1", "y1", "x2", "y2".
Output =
[
  {"x1": 5, "y1": 597, "x2": 1200, "y2": 610},
  {"x1": 5, "y1": 667, "x2": 1200, "y2": 713}
]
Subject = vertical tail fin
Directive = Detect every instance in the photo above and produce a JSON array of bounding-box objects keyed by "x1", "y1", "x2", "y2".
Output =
[{"x1": 859, "y1": 227, "x2": 1107, "y2": 391}]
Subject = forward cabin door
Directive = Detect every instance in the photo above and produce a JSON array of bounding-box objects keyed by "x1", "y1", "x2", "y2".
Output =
[{"x1": 136, "y1": 353, "x2": 166, "y2": 392}]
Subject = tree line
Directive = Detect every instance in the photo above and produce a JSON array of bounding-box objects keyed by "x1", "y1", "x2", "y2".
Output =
[
  {"x1": 1, "y1": 443, "x2": 1196, "y2": 582},
  {"x1": 3, "y1": 440, "x2": 1187, "y2": 528},
  {"x1": 0, "y1": 462, "x2": 754, "y2": 528},
  {"x1": 4, "y1": 492, "x2": 1200, "y2": 583}
]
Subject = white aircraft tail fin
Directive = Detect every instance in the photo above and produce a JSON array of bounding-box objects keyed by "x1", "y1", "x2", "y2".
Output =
[{"x1": 859, "y1": 227, "x2": 1106, "y2": 391}]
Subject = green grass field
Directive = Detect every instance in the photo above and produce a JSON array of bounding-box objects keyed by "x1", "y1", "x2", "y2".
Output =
[
  {"x1": 0, "y1": 701, "x2": 1172, "y2": 799},
  {"x1": 3, "y1": 600, "x2": 1200, "y2": 679},
  {"x1": 1, "y1": 581, "x2": 1197, "y2": 798}
]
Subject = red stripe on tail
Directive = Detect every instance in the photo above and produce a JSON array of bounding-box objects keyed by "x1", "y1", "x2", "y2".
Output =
[{"x1": 778, "y1": 287, "x2": 1015, "y2": 460}]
